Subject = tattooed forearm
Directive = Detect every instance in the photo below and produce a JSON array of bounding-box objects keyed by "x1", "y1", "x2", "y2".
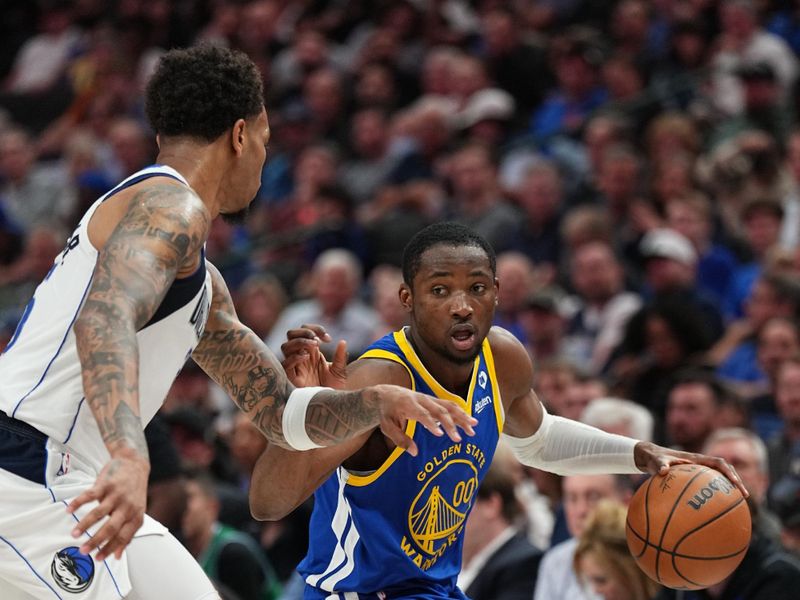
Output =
[
  {"x1": 194, "y1": 264, "x2": 385, "y2": 448},
  {"x1": 74, "y1": 183, "x2": 209, "y2": 459},
  {"x1": 304, "y1": 389, "x2": 381, "y2": 446}
]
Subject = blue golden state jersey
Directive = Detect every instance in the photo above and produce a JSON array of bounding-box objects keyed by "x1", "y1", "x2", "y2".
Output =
[{"x1": 298, "y1": 329, "x2": 504, "y2": 599}]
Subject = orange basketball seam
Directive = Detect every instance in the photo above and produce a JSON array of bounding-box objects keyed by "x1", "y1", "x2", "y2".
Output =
[
  {"x1": 641, "y1": 474, "x2": 655, "y2": 559},
  {"x1": 670, "y1": 496, "x2": 749, "y2": 587},
  {"x1": 626, "y1": 523, "x2": 748, "y2": 561},
  {"x1": 654, "y1": 467, "x2": 709, "y2": 583}
]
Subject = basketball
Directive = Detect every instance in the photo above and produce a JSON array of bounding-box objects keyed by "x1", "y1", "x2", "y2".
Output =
[{"x1": 625, "y1": 464, "x2": 751, "y2": 590}]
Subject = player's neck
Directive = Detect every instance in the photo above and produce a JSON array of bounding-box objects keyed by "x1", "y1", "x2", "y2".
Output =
[
  {"x1": 406, "y1": 327, "x2": 474, "y2": 395},
  {"x1": 156, "y1": 145, "x2": 225, "y2": 215}
]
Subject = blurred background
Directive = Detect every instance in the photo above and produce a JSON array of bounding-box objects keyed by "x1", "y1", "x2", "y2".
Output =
[{"x1": 2, "y1": 1, "x2": 800, "y2": 599}]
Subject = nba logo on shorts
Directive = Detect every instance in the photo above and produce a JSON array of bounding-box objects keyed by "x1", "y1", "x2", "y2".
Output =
[{"x1": 51, "y1": 547, "x2": 94, "y2": 593}]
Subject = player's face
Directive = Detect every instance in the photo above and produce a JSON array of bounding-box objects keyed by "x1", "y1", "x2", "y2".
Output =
[
  {"x1": 402, "y1": 244, "x2": 498, "y2": 365},
  {"x1": 221, "y1": 107, "x2": 270, "y2": 221}
]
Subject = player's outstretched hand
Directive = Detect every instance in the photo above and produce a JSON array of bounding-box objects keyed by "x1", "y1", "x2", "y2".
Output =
[
  {"x1": 66, "y1": 451, "x2": 150, "y2": 561},
  {"x1": 633, "y1": 441, "x2": 749, "y2": 498},
  {"x1": 372, "y1": 384, "x2": 478, "y2": 456},
  {"x1": 281, "y1": 324, "x2": 347, "y2": 389}
]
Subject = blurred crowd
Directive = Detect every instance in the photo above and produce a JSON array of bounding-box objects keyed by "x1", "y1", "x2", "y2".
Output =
[{"x1": 3, "y1": 0, "x2": 800, "y2": 599}]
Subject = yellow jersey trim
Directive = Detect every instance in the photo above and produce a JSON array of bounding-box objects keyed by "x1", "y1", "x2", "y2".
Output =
[
  {"x1": 358, "y1": 348, "x2": 417, "y2": 391},
  {"x1": 346, "y1": 348, "x2": 418, "y2": 487},
  {"x1": 394, "y1": 329, "x2": 475, "y2": 414},
  {"x1": 346, "y1": 421, "x2": 418, "y2": 487},
  {"x1": 482, "y1": 340, "x2": 504, "y2": 431}
]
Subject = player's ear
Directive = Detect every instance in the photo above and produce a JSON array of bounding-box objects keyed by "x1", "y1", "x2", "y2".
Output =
[
  {"x1": 494, "y1": 277, "x2": 500, "y2": 305},
  {"x1": 399, "y1": 284, "x2": 412, "y2": 312},
  {"x1": 231, "y1": 118, "x2": 246, "y2": 156}
]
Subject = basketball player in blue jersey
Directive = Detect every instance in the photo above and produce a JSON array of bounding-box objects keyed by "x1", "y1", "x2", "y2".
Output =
[
  {"x1": 251, "y1": 222, "x2": 748, "y2": 600},
  {"x1": 0, "y1": 47, "x2": 475, "y2": 600}
]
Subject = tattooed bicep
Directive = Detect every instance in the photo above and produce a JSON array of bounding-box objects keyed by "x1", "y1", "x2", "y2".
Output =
[{"x1": 90, "y1": 184, "x2": 210, "y2": 328}]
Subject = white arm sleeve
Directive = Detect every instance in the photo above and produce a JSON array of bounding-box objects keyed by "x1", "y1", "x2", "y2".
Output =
[{"x1": 502, "y1": 405, "x2": 641, "y2": 475}]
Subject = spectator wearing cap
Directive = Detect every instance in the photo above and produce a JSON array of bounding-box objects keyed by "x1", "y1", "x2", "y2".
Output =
[
  {"x1": 457, "y1": 88, "x2": 516, "y2": 148},
  {"x1": 529, "y1": 29, "x2": 608, "y2": 144},
  {"x1": 711, "y1": 0, "x2": 798, "y2": 117},
  {"x1": 710, "y1": 60, "x2": 793, "y2": 150},
  {"x1": 563, "y1": 240, "x2": 642, "y2": 375},
  {"x1": 639, "y1": 227, "x2": 724, "y2": 339},
  {"x1": 666, "y1": 193, "x2": 738, "y2": 308}
]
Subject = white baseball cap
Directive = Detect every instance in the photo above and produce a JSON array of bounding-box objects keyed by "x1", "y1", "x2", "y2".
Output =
[
  {"x1": 458, "y1": 89, "x2": 515, "y2": 129},
  {"x1": 640, "y1": 228, "x2": 697, "y2": 266}
]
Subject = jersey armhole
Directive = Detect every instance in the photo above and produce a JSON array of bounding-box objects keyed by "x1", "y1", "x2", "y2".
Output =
[{"x1": 346, "y1": 350, "x2": 417, "y2": 488}]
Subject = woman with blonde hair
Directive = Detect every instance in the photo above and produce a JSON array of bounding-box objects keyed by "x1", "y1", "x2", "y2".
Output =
[{"x1": 574, "y1": 500, "x2": 660, "y2": 600}]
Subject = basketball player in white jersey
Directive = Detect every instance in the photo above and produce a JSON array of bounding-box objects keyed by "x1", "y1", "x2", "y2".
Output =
[{"x1": 0, "y1": 45, "x2": 475, "y2": 600}]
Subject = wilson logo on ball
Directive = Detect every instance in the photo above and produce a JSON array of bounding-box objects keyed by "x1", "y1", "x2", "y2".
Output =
[{"x1": 686, "y1": 475, "x2": 735, "y2": 510}]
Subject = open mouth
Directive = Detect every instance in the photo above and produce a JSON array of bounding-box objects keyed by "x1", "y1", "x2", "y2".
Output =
[{"x1": 450, "y1": 326, "x2": 476, "y2": 351}]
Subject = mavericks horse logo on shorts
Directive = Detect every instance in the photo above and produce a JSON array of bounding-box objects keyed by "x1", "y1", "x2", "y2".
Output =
[{"x1": 51, "y1": 546, "x2": 94, "y2": 593}]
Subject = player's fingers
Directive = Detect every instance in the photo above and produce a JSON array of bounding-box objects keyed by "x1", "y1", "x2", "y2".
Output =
[
  {"x1": 281, "y1": 353, "x2": 310, "y2": 371},
  {"x1": 381, "y1": 421, "x2": 418, "y2": 456},
  {"x1": 330, "y1": 340, "x2": 348, "y2": 377},
  {"x1": 280, "y1": 337, "x2": 319, "y2": 358},
  {"x1": 102, "y1": 520, "x2": 139, "y2": 562},
  {"x1": 285, "y1": 326, "x2": 323, "y2": 341},
  {"x1": 412, "y1": 405, "x2": 444, "y2": 438},
  {"x1": 429, "y1": 402, "x2": 461, "y2": 442},
  {"x1": 655, "y1": 455, "x2": 691, "y2": 475},
  {"x1": 66, "y1": 485, "x2": 102, "y2": 515},
  {"x1": 701, "y1": 456, "x2": 749, "y2": 498},
  {"x1": 70, "y1": 494, "x2": 111, "y2": 537},
  {"x1": 299, "y1": 324, "x2": 332, "y2": 342},
  {"x1": 437, "y1": 400, "x2": 477, "y2": 436},
  {"x1": 80, "y1": 509, "x2": 125, "y2": 559}
]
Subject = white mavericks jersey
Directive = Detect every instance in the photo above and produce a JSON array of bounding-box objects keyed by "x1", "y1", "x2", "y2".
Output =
[{"x1": 0, "y1": 165, "x2": 212, "y2": 473}]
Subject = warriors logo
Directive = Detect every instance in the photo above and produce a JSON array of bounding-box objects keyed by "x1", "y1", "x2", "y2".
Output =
[
  {"x1": 408, "y1": 459, "x2": 479, "y2": 555},
  {"x1": 51, "y1": 547, "x2": 94, "y2": 593}
]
